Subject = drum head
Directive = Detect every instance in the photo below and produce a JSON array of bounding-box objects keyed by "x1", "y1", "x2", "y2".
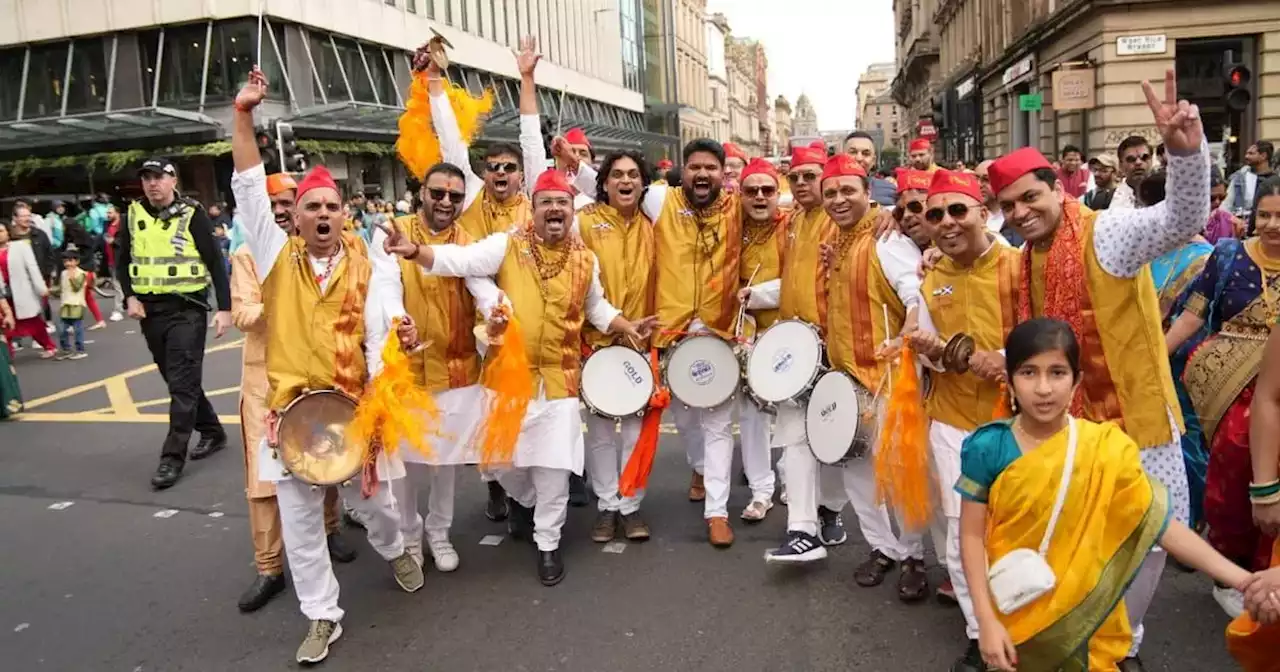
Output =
[
  {"x1": 581, "y1": 346, "x2": 655, "y2": 418},
  {"x1": 806, "y1": 372, "x2": 860, "y2": 465},
  {"x1": 664, "y1": 335, "x2": 740, "y2": 408},
  {"x1": 747, "y1": 320, "x2": 823, "y2": 404},
  {"x1": 278, "y1": 391, "x2": 366, "y2": 485}
]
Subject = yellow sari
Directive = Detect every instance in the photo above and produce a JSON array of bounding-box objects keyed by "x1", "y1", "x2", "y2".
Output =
[
  {"x1": 981, "y1": 420, "x2": 1170, "y2": 670},
  {"x1": 1227, "y1": 540, "x2": 1280, "y2": 671}
]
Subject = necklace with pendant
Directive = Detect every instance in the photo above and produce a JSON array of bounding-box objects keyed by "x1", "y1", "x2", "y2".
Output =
[{"x1": 314, "y1": 242, "x2": 343, "y2": 286}]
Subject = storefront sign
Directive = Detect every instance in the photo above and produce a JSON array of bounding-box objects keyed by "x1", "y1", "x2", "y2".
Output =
[
  {"x1": 1003, "y1": 57, "x2": 1034, "y2": 86},
  {"x1": 1051, "y1": 68, "x2": 1096, "y2": 110},
  {"x1": 956, "y1": 77, "x2": 976, "y2": 100},
  {"x1": 1117, "y1": 34, "x2": 1167, "y2": 56},
  {"x1": 917, "y1": 118, "x2": 938, "y2": 139},
  {"x1": 1018, "y1": 93, "x2": 1043, "y2": 112}
]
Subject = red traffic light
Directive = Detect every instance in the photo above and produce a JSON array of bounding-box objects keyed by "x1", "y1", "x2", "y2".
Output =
[
  {"x1": 1224, "y1": 63, "x2": 1253, "y2": 112},
  {"x1": 1225, "y1": 63, "x2": 1252, "y2": 87}
]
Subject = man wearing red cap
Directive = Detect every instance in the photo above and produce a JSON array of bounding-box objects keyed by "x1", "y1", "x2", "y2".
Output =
[
  {"x1": 909, "y1": 138, "x2": 939, "y2": 173},
  {"x1": 230, "y1": 169, "x2": 360, "y2": 614},
  {"x1": 561, "y1": 136, "x2": 745, "y2": 547},
  {"x1": 723, "y1": 142, "x2": 749, "y2": 194},
  {"x1": 232, "y1": 67, "x2": 424, "y2": 665},
  {"x1": 903, "y1": 169, "x2": 1023, "y2": 671},
  {"x1": 984, "y1": 70, "x2": 1211, "y2": 669},
  {"x1": 382, "y1": 168, "x2": 655, "y2": 586},
  {"x1": 894, "y1": 168, "x2": 934, "y2": 251}
]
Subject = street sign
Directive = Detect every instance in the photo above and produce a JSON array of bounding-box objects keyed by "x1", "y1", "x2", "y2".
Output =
[
  {"x1": 1052, "y1": 69, "x2": 1096, "y2": 110},
  {"x1": 1117, "y1": 34, "x2": 1167, "y2": 57},
  {"x1": 1018, "y1": 93, "x2": 1043, "y2": 112}
]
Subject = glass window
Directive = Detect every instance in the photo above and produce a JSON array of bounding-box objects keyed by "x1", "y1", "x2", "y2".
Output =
[
  {"x1": 369, "y1": 47, "x2": 397, "y2": 106},
  {"x1": 407, "y1": 0, "x2": 416, "y2": 12},
  {"x1": 156, "y1": 23, "x2": 208, "y2": 107},
  {"x1": 0, "y1": 46, "x2": 25, "y2": 121},
  {"x1": 65, "y1": 37, "x2": 111, "y2": 115},
  {"x1": 462, "y1": 0, "x2": 470, "y2": 32},
  {"x1": 332, "y1": 37, "x2": 376, "y2": 103},
  {"x1": 385, "y1": 0, "x2": 396, "y2": 5},
  {"x1": 23, "y1": 42, "x2": 69, "y2": 119},
  {"x1": 139, "y1": 29, "x2": 161, "y2": 104},
  {"x1": 309, "y1": 32, "x2": 347, "y2": 102},
  {"x1": 445, "y1": 0, "x2": 453, "y2": 25},
  {"x1": 207, "y1": 19, "x2": 287, "y2": 104},
  {"x1": 491, "y1": 0, "x2": 500, "y2": 44}
]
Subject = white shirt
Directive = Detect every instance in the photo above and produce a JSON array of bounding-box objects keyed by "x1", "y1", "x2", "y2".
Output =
[{"x1": 430, "y1": 92, "x2": 546, "y2": 208}]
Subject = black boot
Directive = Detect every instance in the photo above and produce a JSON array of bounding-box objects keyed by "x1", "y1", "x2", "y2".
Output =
[
  {"x1": 327, "y1": 532, "x2": 358, "y2": 563},
  {"x1": 507, "y1": 498, "x2": 534, "y2": 542},
  {"x1": 538, "y1": 549, "x2": 565, "y2": 586},
  {"x1": 150, "y1": 460, "x2": 183, "y2": 490},
  {"x1": 568, "y1": 473, "x2": 589, "y2": 507},
  {"x1": 1120, "y1": 656, "x2": 1147, "y2": 672},
  {"x1": 189, "y1": 431, "x2": 228, "y2": 460},
  {"x1": 485, "y1": 481, "x2": 509, "y2": 522},
  {"x1": 949, "y1": 639, "x2": 983, "y2": 672},
  {"x1": 237, "y1": 574, "x2": 286, "y2": 613}
]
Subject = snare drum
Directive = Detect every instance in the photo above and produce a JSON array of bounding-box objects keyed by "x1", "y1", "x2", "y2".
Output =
[
  {"x1": 581, "y1": 345, "x2": 655, "y2": 419},
  {"x1": 805, "y1": 372, "x2": 879, "y2": 465},
  {"x1": 746, "y1": 320, "x2": 826, "y2": 407},
  {"x1": 274, "y1": 390, "x2": 368, "y2": 486},
  {"x1": 663, "y1": 334, "x2": 741, "y2": 409}
]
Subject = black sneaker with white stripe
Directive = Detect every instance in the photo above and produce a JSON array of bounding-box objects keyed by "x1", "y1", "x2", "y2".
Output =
[
  {"x1": 764, "y1": 531, "x2": 829, "y2": 564},
  {"x1": 818, "y1": 506, "x2": 847, "y2": 546}
]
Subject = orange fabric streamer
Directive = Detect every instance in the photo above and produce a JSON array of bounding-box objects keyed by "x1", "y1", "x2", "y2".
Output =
[
  {"x1": 992, "y1": 380, "x2": 1014, "y2": 419},
  {"x1": 348, "y1": 324, "x2": 443, "y2": 462},
  {"x1": 1226, "y1": 539, "x2": 1280, "y2": 671},
  {"x1": 396, "y1": 72, "x2": 494, "y2": 180},
  {"x1": 619, "y1": 350, "x2": 670, "y2": 496},
  {"x1": 875, "y1": 346, "x2": 934, "y2": 531},
  {"x1": 477, "y1": 311, "x2": 534, "y2": 468}
]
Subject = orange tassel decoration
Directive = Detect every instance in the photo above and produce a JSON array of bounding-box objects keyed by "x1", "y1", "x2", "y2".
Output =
[
  {"x1": 477, "y1": 309, "x2": 534, "y2": 468},
  {"x1": 619, "y1": 349, "x2": 670, "y2": 497},
  {"x1": 348, "y1": 322, "x2": 443, "y2": 462},
  {"x1": 396, "y1": 71, "x2": 494, "y2": 180},
  {"x1": 991, "y1": 380, "x2": 1014, "y2": 419},
  {"x1": 875, "y1": 346, "x2": 934, "y2": 531}
]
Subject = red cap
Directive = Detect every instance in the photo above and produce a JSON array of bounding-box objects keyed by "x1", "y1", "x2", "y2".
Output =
[
  {"x1": 987, "y1": 147, "x2": 1053, "y2": 196},
  {"x1": 724, "y1": 143, "x2": 748, "y2": 163},
  {"x1": 739, "y1": 158, "x2": 780, "y2": 185},
  {"x1": 927, "y1": 169, "x2": 984, "y2": 203},
  {"x1": 895, "y1": 169, "x2": 932, "y2": 194},
  {"x1": 908, "y1": 138, "x2": 932, "y2": 153},
  {"x1": 657, "y1": 159, "x2": 673, "y2": 170},
  {"x1": 266, "y1": 173, "x2": 298, "y2": 196},
  {"x1": 564, "y1": 128, "x2": 590, "y2": 148},
  {"x1": 296, "y1": 165, "x2": 338, "y2": 202},
  {"x1": 790, "y1": 141, "x2": 828, "y2": 169},
  {"x1": 532, "y1": 169, "x2": 573, "y2": 196},
  {"x1": 821, "y1": 154, "x2": 867, "y2": 185}
]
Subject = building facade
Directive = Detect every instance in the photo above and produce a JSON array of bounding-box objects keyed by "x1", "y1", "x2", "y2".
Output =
[
  {"x1": 792, "y1": 93, "x2": 819, "y2": 139},
  {"x1": 673, "y1": 0, "x2": 712, "y2": 144},
  {"x1": 0, "y1": 0, "x2": 666, "y2": 204},
  {"x1": 727, "y1": 38, "x2": 761, "y2": 155},
  {"x1": 891, "y1": 0, "x2": 941, "y2": 149},
  {"x1": 855, "y1": 62, "x2": 904, "y2": 152},
  {"x1": 774, "y1": 95, "x2": 793, "y2": 156},
  {"x1": 706, "y1": 13, "x2": 731, "y2": 144}
]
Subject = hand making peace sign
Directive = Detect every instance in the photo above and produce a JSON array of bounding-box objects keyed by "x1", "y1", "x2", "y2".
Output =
[{"x1": 1142, "y1": 68, "x2": 1203, "y2": 154}]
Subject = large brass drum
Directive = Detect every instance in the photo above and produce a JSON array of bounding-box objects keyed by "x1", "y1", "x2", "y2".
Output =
[{"x1": 276, "y1": 390, "x2": 367, "y2": 486}]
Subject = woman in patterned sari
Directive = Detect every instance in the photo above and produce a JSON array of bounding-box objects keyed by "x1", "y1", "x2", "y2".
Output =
[
  {"x1": 0, "y1": 271, "x2": 23, "y2": 419},
  {"x1": 1166, "y1": 178, "x2": 1280, "y2": 610},
  {"x1": 958, "y1": 319, "x2": 1249, "y2": 671}
]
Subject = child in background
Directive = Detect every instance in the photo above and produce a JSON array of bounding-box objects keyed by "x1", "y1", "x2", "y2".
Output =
[{"x1": 56, "y1": 246, "x2": 88, "y2": 360}]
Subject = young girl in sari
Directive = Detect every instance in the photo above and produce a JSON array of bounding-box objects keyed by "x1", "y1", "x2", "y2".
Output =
[{"x1": 958, "y1": 318, "x2": 1251, "y2": 671}]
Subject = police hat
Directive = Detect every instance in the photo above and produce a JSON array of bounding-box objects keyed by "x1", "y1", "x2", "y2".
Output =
[{"x1": 137, "y1": 157, "x2": 177, "y2": 177}]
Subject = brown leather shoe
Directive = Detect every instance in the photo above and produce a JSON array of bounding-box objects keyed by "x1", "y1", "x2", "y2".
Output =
[
  {"x1": 707, "y1": 516, "x2": 734, "y2": 547},
  {"x1": 688, "y1": 471, "x2": 706, "y2": 502},
  {"x1": 897, "y1": 558, "x2": 929, "y2": 602},
  {"x1": 590, "y1": 510, "x2": 618, "y2": 543},
  {"x1": 853, "y1": 550, "x2": 896, "y2": 587},
  {"x1": 620, "y1": 512, "x2": 651, "y2": 541}
]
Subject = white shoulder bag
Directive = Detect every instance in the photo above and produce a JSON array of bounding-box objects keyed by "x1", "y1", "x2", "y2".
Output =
[{"x1": 986, "y1": 417, "x2": 1078, "y2": 615}]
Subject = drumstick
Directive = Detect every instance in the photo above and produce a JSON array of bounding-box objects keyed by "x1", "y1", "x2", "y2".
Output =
[
  {"x1": 735, "y1": 263, "x2": 762, "y2": 342},
  {"x1": 883, "y1": 304, "x2": 893, "y2": 393}
]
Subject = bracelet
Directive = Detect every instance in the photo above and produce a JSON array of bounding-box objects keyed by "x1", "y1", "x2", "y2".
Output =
[
  {"x1": 1251, "y1": 490, "x2": 1280, "y2": 506},
  {"x1": 233, "y1": 102, "x2": 255, "y2": 114},
  {"x1": 1249, "y1": 480, "x2": 1280, "y2": 498},
  {"x1": 404, "y1": 244, "x2": 421, "y2": 261}
]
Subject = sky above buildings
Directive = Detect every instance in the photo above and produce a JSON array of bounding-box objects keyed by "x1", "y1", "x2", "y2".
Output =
[{"x1": 706, "y1": 0, "x2": 897, "y2": 131}]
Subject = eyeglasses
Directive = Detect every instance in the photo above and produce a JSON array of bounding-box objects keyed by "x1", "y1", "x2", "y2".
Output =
[
  {"x1": 427, "y1": 188, "x2": 467, "y2": 205},
  {"x1": 924, "y1": 202, "x2": 971, "y2": 224},
  {"x1": 1123, "y1": 153, "x2": 1152, "y2": 164},
  {"x1": 787, "y1": 171, "x2": 820, "y2": 184},
  {"x1": 893, "y1": 200, "x2": 924, "y2": 220},
  {"x1": 742, "y1": 185, "x2": 777, "y2": 198},
  {"x1": 486, "y1": 162, "x2": 520, "y2": 174}
]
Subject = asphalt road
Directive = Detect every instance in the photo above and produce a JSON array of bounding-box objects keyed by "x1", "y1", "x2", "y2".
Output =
[{"x1": 1, "y1": 311, "x2": 1236, "y2": 671}]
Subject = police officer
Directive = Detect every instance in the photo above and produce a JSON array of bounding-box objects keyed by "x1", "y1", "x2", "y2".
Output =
[{"x1": 114, "y1": 157, "x2": 233, "y2": 490}]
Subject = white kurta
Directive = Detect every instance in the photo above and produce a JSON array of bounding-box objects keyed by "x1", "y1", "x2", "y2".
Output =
[{"x1": 5, "y1": 239, "x2": 47, "y2": 320}]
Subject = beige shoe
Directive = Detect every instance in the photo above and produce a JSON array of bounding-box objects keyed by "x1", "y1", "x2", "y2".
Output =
[
  {"x1": 390, "y1": 551, "x2": 425, "y2": 592},
  {"x1": 296, "y1": 619, "x2": 342, "y2": 664},
  {"x1": 740, "y1": 498, "x2": 773, "y2": 522}
]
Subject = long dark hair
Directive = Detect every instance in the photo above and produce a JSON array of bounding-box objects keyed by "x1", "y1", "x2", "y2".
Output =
[
  {"x1": 594, "y1": 150, "x2": 652, "y2": 208},
  {"x1": 1005, "y1": 318, "x2": 1081, "y2": 382},
  {"x1": 1247, "y1": 175, "x2": 1280, "y2": 236}
]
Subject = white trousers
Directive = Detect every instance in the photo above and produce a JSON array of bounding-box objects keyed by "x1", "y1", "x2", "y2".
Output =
[
  {"x1": 276, "y1": 477, "x2": 404, "y2": 622},
  {"x1": 1127, "y1": 439, "x2": 1189, "y2": 654},
  {"x1": 930, "y1": 421, "x2": 979, "y2": 639},
  {"x1": 584, "y1": 412, "x2": 645, "y2": 515},
  {"x1": 672, "y1": 401, "x2": 735, "y2": 519},
  {"x1": 738, "y1": 397, "x2": 777, "y2": 501},
  {"x1": 777, "y1": 406, "x2": 923, "y2": 559},
  {"x1": 499, "y1": 466, "x2": 570, "y2": 551},
  {"x1": 392, "y1": 464, "x2": 458, "y2": 554}
]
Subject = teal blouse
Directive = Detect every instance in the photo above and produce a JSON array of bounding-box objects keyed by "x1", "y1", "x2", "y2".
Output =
[{"x1": 955, "y1": 420, "x2": 1022, "y2": 504}]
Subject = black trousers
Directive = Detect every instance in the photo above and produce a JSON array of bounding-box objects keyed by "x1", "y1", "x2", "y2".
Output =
[{"x1": 140, "y1": 305, "x2": 223, "y2": 464}]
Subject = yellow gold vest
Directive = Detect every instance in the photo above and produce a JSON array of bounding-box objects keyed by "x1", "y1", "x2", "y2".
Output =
[
  {"x1": 922, "y1": 243, "x2": 1021, "y2": 430},
  {"x1": 578, "y1": 203, "x2": 655, "y2": 350},
  {"x1": 495, "y1": 226, "x2": 595, "y2": 399},
  {"x1": 263, "y1": 233, "x2": 371, "y2": 410},
  {"x1": 458, "y1": 191, "x2": 531, "y2": 240},
  {"x1": 740, "y1": 215, "x2": 788, "y2": 334},
  {"x1": 393, "y1": 214, "x2": 480, "y2": 393},
  {"x1": 826, "y1": 208, "x2": 902, "y2": 390},
  {"x1": 653, "y1": 189, "x2": 742, "y2": 348},
  {"x1": 779, "y1": 205, "x2": 836, "y2": 328}
]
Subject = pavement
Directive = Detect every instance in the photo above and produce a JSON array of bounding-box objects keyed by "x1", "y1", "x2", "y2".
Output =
[{"x1": 1, "y1": 310, "x2": 1236, "y2": 671}]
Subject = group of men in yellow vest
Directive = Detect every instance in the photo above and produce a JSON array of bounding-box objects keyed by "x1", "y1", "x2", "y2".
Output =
[{"x1": 214, "y1": 38, "x2": 1211, "y2": 669}]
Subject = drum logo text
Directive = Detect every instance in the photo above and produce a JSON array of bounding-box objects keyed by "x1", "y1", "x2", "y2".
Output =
[
  {"x1": 818, "y1": 401, "x2": 837, "y2": 422},
  {"x1": 622, "y1": 361, "x2": 645, "y2": 386},
  {"x1": 771, "y1": 349, "x2": 794, "y2": 374},
  {"x1": 689, "y1": 359, "x2": 716, "y2": 386}
]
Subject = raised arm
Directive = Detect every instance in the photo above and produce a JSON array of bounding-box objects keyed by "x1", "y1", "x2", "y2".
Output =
[
  {"x1": 515, "y1": 36, "x2": 549, "y2": 197},
  {"x1": 230, "y1": 66, "x2": 288, "y2": 279},
  {"x1": 427, "y1": 66, "x2": 485, "y2": 208}
]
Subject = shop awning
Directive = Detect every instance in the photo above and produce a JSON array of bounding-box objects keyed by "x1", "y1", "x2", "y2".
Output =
[{"x1": 0, "y1": 107, "x2": 223, "y2": 159}]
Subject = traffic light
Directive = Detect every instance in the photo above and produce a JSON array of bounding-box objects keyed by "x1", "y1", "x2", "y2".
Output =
[
  {"x1": 932, "y1": 91, "x2": 949, "y2": 130},
  {"x1": 275, "y1": 122, "x2": 307, "y2": 173},
  {"x1": 255, "y1": 126, "x2": 279, "y2": 173},
  {"x1": 1224, "y1": 62, "x2": 1252, "y2": 112}
]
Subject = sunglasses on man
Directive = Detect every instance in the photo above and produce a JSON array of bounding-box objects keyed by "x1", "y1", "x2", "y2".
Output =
[
  {"x1": 742, "y1": 184, "x2": 777, "y2": 198},
  {"x1": 924, "y1": 202, "x2": 973, "y2": 224},
  {"x1": 787, "y1": 171, "x2": 821, "y2": 184},
  {"x1": 892, "y1": 200, "x2": 924, "y2": 221},
  {"x1": 486, "y1": 161, "x2": 520, "y2": 174},
  {"x1": 427, "y1": 188, "x2": 467, "y2": 205},
  {"x1": 1123, "y1": 153, "x2": 1152, "y2": 164}
]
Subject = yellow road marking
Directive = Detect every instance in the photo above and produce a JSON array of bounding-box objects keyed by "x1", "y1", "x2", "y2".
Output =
[
  {"x1": 133, "y1": 386, "x2": 241, "y2": 411},
  {"x1": 15, "y1": 412, "x2": 242, "y2": 425},
  {"x1": 105, "y1": 378, "x2": 139, "y2": 417}
]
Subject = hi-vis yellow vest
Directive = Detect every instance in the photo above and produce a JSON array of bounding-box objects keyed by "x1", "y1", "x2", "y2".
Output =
[{"x1": 127, "y1": 200, "x2": 208, "y2": 294}]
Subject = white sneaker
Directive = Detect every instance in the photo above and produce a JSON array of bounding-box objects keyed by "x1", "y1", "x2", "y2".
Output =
[
  {"x1": 779, "y1": 487, "x2": 788, "y2": 506},
  {"x1": 429, "y1": 538, "x2": 459, "y2": 572},
  {"x1": 740, "y1": 498, "x2": 773, "y2": 522},
  {"x1": 45, "y1": 324, "x2": 55, "y2": 333},
  {"x1": 109, "y1": 311, "x2": 124, "y2": 322},
  {"x1": 1213, "y1": 585, "x2": 1245, "y2": 619}
]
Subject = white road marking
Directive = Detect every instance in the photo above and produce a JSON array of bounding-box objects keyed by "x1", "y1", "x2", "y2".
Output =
[
  {"x1": 478, "y1": 535, "x2": 504, "y2": 546},
  {"x1": 208, "y1": 512, "x2": 224, "y2": 518},
  {"x1": 602, "y1": 542, "x2": 627, "y2": 554},
  {"x1": 153, "y1": 509, "x2": 179, "y2": 519},
  {"x1": 125, "y1": 330, "x2": 136, "y2": 334},
  {"x1": 14, "y1": 623, "x2": 29, "y2": 632},
  {"x1": 48, "y1": 501, "x2": 74, "y2": 510}
]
